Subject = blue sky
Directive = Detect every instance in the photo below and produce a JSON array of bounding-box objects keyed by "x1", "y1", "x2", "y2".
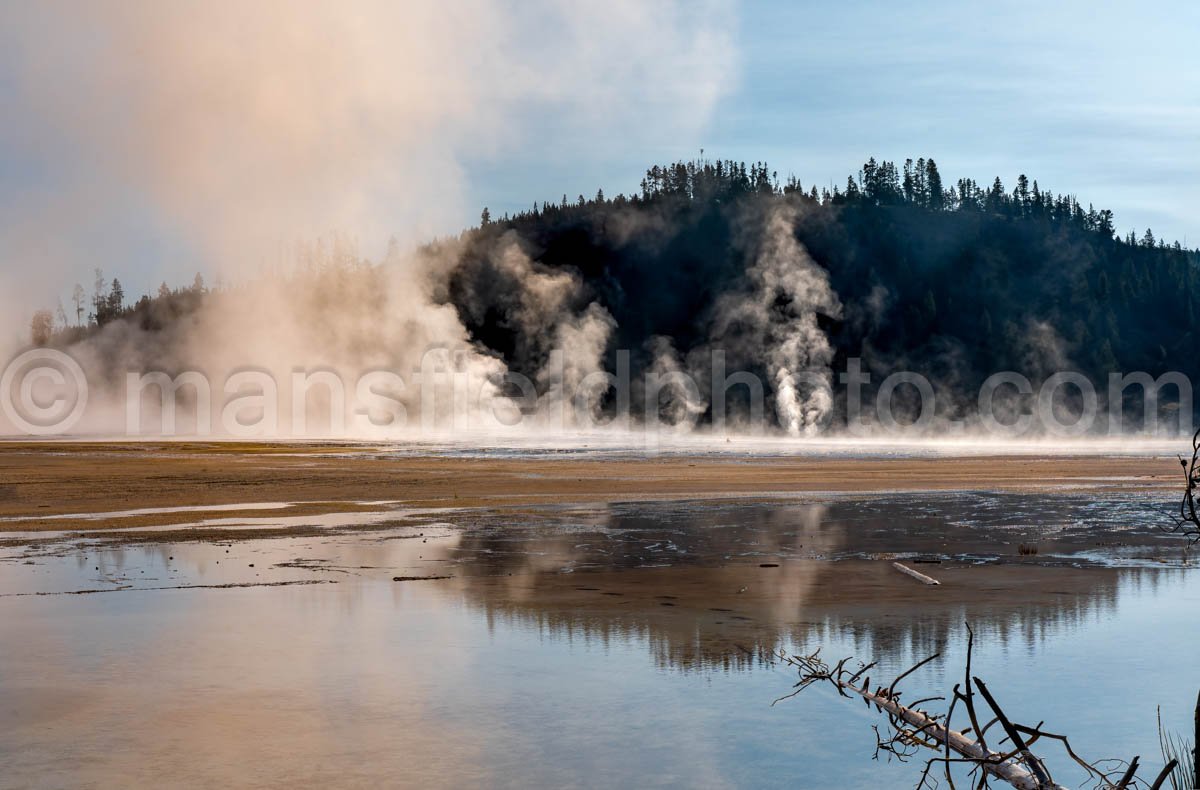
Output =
[
  {"x1": 1, "y1": 0, "x2": 1198, "y2": 309},
  {"x1": 476, "y1": 0, "x2": 1200, "y2": 246}
]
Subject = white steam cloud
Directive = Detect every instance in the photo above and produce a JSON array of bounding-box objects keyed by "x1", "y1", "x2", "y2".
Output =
[
  {"x1": 0, "y1": 0, "x2": 737, "y2": 358},
  {"x1": 711, "y1": 206, "x2": 843, "y2": 435}
]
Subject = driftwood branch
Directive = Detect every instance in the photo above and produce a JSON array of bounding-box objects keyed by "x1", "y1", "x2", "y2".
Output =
[
  {"x1": 776, "y1": 623, "x2": 1161, "y2": 789},
  {"x1": 1166, "y1": 427, "x2": 1200, "y2": 544},
  {"x1": 1148, "y1": 759, "x2": 1178, "y2": 790},
  {"x1": 894, "y1": 561, "x2": 941, "y2": 585}
]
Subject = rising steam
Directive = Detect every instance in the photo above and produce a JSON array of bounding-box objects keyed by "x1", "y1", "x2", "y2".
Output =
[
  {"x1": 0, "y1": 0, "x2": 746, "y2": 436},
  {"x1": 711, "y1": 206, "x2": 843, "y2": 435},
  {"x1": 0, "y1": 0, "x2": 736, "y2": 357}
]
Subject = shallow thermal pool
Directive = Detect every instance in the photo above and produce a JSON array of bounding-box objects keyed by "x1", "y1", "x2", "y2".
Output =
[{"x1": 0, "y1": 493, "x2": 1196, "y2": 788}]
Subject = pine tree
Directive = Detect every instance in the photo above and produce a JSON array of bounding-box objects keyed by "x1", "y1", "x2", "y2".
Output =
[
  {"x1": 92, "y1": 268, "x2": 106, "y2": 321},
  {"x1": 71, "y1": 283, "x2": 85, "y2": 326},
  {"x1": 30, "y1": 310, "x2": 53, "y2": 346},
  {"x1": 987, "y1": 177, "x2": 1005, "y2": 213},
  {"x1": 925, "y1": 159, "x2": 944, "y2": 210}
]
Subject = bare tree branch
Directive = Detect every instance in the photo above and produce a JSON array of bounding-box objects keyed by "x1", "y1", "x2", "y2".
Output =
[
  {"x1": 775, "y1": 624, "x2": 1158, "y2": 789},
  {"x1": 1166, "y1": 427, "x2": 1200, "y2": 543}
]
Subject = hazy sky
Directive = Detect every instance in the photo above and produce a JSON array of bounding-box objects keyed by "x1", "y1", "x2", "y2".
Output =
[{"x1": 1, "y1": 0, "x2": 1197, "y2": 312}]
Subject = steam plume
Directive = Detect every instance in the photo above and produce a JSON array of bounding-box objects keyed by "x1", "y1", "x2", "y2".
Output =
[{"x1": 711, "y1": 206, "x2": 843, "y2": 434}]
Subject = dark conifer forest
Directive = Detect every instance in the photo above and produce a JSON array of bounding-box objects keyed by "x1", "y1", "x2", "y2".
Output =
[
  {"x1": 456, "y1": 157, "x2": 1198, "y2": 422},
  {"x1": 48, "y1": 157, "x2": 1200, "y2": 429}
]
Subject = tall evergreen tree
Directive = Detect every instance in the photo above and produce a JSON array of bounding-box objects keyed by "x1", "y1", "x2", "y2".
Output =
[{"x1": 925, "y1": 159, "x2": 943, "y2": 210}]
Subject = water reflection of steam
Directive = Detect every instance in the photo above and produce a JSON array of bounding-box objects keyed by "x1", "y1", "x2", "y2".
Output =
[{"x1": 445, "y1": 499, "x2": 1170, "y2": 672}]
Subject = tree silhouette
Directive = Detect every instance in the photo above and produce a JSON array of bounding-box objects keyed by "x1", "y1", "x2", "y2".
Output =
[
  {"x1": 30, "y1": 310, "x2": 53, "y2": 346},
  {"x1": 71, "y1": 284, "x2": 85, "y2": 326}
]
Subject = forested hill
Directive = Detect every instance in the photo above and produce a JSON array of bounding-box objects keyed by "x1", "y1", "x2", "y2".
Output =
[
  {"x1": 41, "y1": 156, "x2": 1200, "y2": 430},
  {"x1": 453, "y1": 157, "x2": 1199, "y2": 403}
]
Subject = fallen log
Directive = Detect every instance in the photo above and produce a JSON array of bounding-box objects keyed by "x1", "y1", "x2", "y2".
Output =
[
  {"x1": 824, "y1": 671, "x2": 1062, "y2": 789},
  {"x1": 893, "y1": 561, "x2": 940, "y2": 585},
  {"x1": 775, "y1": 626, "x2": 1146, "y2": 789}
]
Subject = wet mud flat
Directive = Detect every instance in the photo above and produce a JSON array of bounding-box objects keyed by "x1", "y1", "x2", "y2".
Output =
[
  {"x1": 0, "y1": 440, "x2": 1182, "y2": 532},
  {"x1": 1, "y1": 493, "x2": 1188, "y2": 635}
]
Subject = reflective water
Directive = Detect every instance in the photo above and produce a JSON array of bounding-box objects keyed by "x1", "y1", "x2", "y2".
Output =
[{"x1": 1, "y1": 494, "x2": 1195, "y2": 788}]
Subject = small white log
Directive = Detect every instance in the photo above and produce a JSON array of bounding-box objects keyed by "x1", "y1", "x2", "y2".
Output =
[{"x1": 893, "y1": 561, "x2": 940, "y2": 585}]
